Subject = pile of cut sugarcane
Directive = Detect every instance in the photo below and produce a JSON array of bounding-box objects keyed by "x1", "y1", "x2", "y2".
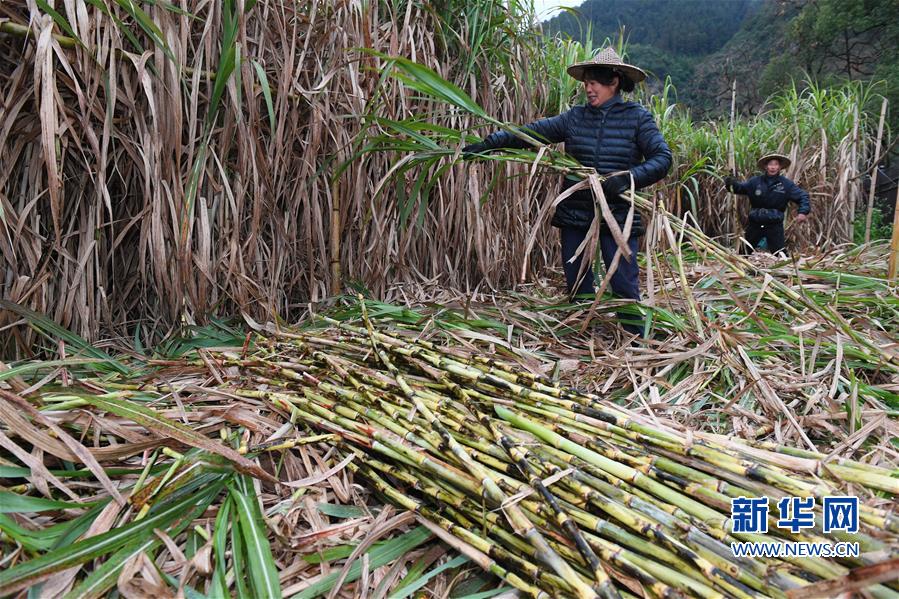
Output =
[
  {"x1": 2, "y1": 296, "x2": 898, "y2": 598},
  {"x1": 231, "y1": 306, "x2": 899, "y2": 599}
]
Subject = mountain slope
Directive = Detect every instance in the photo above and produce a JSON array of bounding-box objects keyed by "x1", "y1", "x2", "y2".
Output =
[{"x1": 543, "y1": 0, "x2": 762, "y2": 89}]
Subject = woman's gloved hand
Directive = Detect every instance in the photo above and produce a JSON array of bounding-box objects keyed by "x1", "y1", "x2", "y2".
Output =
[
  {"x1": 601, "y1": 173, "x2": 631, "y2": 199},
  {"x1": 461, "y1": 141, "x2": 489, "y2": 159}
]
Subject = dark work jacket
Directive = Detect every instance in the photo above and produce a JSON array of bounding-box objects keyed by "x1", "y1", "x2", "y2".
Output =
[
  {"x1": 729, "y1": 174, "x2": 811, "y2": 224},
  {"x1": 479, "y1": 96, "x2": 672, "y2": 236}
]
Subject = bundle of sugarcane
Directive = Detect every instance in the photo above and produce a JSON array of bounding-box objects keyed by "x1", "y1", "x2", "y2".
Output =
[{"x1": 227, "y1": 304, "x2": 899, "y2": 599}]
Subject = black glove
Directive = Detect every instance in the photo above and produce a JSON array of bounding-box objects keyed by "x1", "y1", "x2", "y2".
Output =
[
  {"x1": 724, "y1": 176, "x2": 737, "y2": 191},
  {"x1": 601, "y1": 173, "x2": 630, "y2": 199},
  {"x1": 461, "y1": 141, "x2": 489, "y2": 160}
]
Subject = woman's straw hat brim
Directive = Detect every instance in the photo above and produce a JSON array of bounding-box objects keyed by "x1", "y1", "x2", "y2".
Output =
[
  {"x1": 757, "y1": 153, "x2": 791, "y2": 170},
  {"x1": 566, "y1": 47, "x2": 646, "y2": 83}
]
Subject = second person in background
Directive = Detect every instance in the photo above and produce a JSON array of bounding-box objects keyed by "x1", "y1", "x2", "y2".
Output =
[{"x1": 725, "y1": 153, "x2": 810, "y2": 254}]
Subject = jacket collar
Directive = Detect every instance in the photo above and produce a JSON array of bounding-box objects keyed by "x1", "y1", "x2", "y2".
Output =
[{"x1": 585, "y1": 94, "x2": 624, "y2": 114}]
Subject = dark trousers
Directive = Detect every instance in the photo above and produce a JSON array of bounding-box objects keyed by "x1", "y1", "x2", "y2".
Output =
[
  {"x1": 743, "y1": 221, "x2": 785, "y2": 254},
  {"x1": 560, "y1": 227, "x2": 643, "y2": 335}
]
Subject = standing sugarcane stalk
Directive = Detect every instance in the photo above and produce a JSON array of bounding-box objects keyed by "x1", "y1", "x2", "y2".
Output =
[
  {"x1": 728, "y1": 79, "x2": 738, "y2": 246},
  {"x1": 889, "y1": 183, "x2": 899, "y2": 281},
  {"x1": 864, "y1": 98, "x2": 888, "y2": 244}
]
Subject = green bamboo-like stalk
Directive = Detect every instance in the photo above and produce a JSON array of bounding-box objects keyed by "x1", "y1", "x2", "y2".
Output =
[
  {"x1": 454, "y1": 487, "x2": 732, "y2": 599},
  {"x1": 509, "y1": 397, "x2": 898, "y2": 531},
  {"x1": 495, "y1": 406, "x2": 729, "y2": 527},
  {"x1": 355, "y1": 297, "x2": 609, "y2": 599},
  {"x1": 356, "y1": 450, "x2": 594, "y2": 595},
  {"x1": 440, "y1": 376, "x2": 617, "y2": 595},
  {"x1": 315, "y1": 312, "x2": 896, "y2": 500},
  {"x1": 351, "y1": 462, "x2": 553, "y2": 598},
  {"x1": 523, "y1": 452, "x2": 775, "y2": 595}
]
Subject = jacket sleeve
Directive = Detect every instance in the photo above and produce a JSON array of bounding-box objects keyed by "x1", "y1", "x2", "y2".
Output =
[
  {"x1": 785, "y1": 178, "x2": 810, "y2": 214},
  {"x1": 480, "y1": 112, "x2": 569, "y2": 150},
  {"x1": 728, "y1": 177, "x2": 753, "y2": 195},
  {"x1": 629, "y1": 108, "x2": 673, "y2": 188}
]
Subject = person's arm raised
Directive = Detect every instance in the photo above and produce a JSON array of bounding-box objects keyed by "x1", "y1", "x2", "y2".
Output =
[{"x1": 463, "y1": 112, "x2": 569, "y2": 158}]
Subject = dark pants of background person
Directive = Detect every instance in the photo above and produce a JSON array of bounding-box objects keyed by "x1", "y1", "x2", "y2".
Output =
[
  {"x1": 560, "y1": 227, "x2": 643, "y2": 336},
  {"x1": 743, "y1": 221, "x2": 785, "y2": 254}
]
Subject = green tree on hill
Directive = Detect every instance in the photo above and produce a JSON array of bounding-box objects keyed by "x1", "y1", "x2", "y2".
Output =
[{"x1": 542, "y1": 0, "x2": 762, "y2": 101}]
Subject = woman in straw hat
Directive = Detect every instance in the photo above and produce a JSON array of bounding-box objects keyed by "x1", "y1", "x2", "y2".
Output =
[
  {"x1": 724, "y1": 153, "x2": 810, "y2": 254},
  {"x1": 462, "y1": 47, "x2": 672, "y2": 337}
]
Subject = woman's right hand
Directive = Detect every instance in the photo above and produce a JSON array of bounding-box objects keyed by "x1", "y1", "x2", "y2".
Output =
[{"x1": 461, "y1": 142, "x2": 488, "y2": 159}]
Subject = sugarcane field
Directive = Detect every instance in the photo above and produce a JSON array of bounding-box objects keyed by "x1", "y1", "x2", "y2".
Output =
[{"x1": 2, "y1": 0, "x2": 899, "y2": 597}]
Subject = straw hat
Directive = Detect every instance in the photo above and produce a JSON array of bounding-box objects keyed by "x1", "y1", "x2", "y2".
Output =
[
  {"x1": 757, "y1": 153, "x2": 791, "y2": 170},
  {"x1": 566, "y1": 47, "x2": 647, "y2": 84}
]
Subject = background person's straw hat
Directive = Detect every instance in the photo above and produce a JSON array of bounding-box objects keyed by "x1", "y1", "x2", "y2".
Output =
[
  {"x1": 566, "y1": 47, "x2": 647, "y2": 84},
  {"x1": 757, "y1": 152, "x2": 791, "y2": 170}
]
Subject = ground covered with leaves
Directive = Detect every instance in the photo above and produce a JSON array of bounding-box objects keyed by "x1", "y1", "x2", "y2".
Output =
[{"x1": 1, "y1": 242, "x2": 898, "y2": 598}]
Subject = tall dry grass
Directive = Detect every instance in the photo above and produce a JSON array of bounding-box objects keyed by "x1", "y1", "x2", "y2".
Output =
[
  {"x1": 0, "y1": 0, "x2": 556, "y2": 354},
  {"x1": 0, "y1": 1, "x2": 882, "y2": 356}
]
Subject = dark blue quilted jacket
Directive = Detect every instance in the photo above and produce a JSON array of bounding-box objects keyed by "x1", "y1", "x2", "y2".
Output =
[
  {"x1": 479, "y1": 96, "x2": 672, "y2": 235},
  {"x1": 730, "y1": 174, "x2": 810, "y2": 223}
]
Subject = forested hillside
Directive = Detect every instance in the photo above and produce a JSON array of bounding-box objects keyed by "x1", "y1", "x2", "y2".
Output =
[
  {"x1": 691, "y1": 0, "x2": 899, "y2": 118},
  {"x1": 543, "y1": 0, "x2": 762, "y2": 94},
  {"x1": 544, "y1": 0, "x2": 899, "y2": 123}
]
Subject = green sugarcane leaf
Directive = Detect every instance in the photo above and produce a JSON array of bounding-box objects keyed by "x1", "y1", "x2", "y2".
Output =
[
  {"x1": 291, "y1": 526, "x2": 433, "y2": 599},
  {"x1": 65, "y1": 480, "x2": 225, "y2": 599},
  {"x1": 180, "y1": 139, "x2": 208, "y2": 250},
  {"x1": 0, "y1": 483, "x2": 217, "y2": 595},
  {"x1": 316, "y1": 503, "x2": 366, "y2": 518},
  {"x1": 0, "y1": 465, "x2": 155, "y2": 479},
  {"x1": 390, "y1": 554, "x2": 469, "y2": 599},
  {"x1": 232, "y1": 42, "x2": 243, "y2": 116},
  {"x1": 35, "y1": 0, "x2": 85, "y2": 48},
  {"x1": 0, "y1": 300, "x2": 130, "y2": 375},
  {"x1": 301, "y1": 544, "x2": 356, "y2": 565},
  {"x1": 361, "y1": 51, "x2": 490, "y2": 120},
  {"x1": 369, "y1": 116, "x2": 463, "y2": 139},
  {"x1": 78, "y1": 393, "x2": 273, "y2": 482},
  {"x1": 231, "y1": 509, "x2": 251, "y2": 599},
  {"x1": 230, "y1": 476, "x2": 282, "y2": 599},
  {"x1": 84, "y1": 0, "x2": 143, "y2": 54},
  {"x1": 253, "y1": 60, "x2": 276, "y2": 132},
  {"x1": 0, "y1": 359, "x2": 112, "y2": 382},
  {"x1": 453, "y1": 588, "x2": 514, "y2": 599},
  {"x1": 133, "y1": 322, "x2": 146, "y2": 356},
  {"x1": 112, "y1": 0, "x2": 174, "y2": 61},
  {"x1": 400, "y1": 166, "x2": 432, "y2": 230},
  {"x1": 450, "y1": 573, "x2": 499, "y2": 597},
  {"x1": 146, "y1": 1, "x2": 199, "y2": 18},
  {"x1": 50, "y1": 504, "x2": 108, "y2": 551},
  {"x1": 0, "y1": 491, "x2": 97, "y2": 513},
  {"x1": 0, "y1": 514, "x2": 81, "y2": 552},
  {"x1": 159, "y1": 571, "x2": 209, "y2": 599},
  {"x1": 391, "y1": 62, "x2": 488, "y2": 119},
  {"x1": 381, "y1": 119, "x2": 446, "y2": 151},
  {"x1": 207, "y1": 1, "x2": 239, "y2": 127},
  {"x1": 210, "y1": 496, "x2": 232, "y2": 598}
]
